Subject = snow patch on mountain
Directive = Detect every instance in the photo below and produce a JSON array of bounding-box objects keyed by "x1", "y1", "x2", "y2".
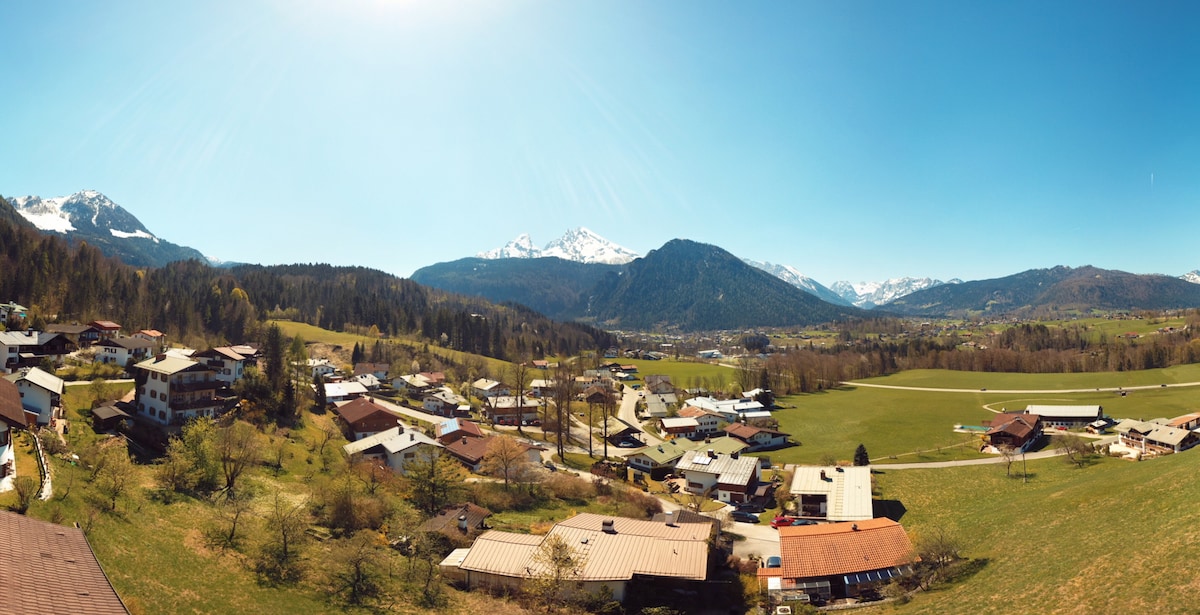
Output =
[
  {"x1": 477, "y1": 227, "x2": 639, "y2": 264},
  {"x1": 1181, "y1": 271, "x2": 1200, "y2": 284},
  {"x1": 111, "y1": 228, "x2": 157, "y2": 242},
  {"x1": 745, "y1": 260, "x2": 851, "y2": 306},
  {"x1": 8, "y1": 195, "x2": 77, "y2": 233},
  {"x1": 830, "y1": 277, "x2": 958, "y2": 308}
]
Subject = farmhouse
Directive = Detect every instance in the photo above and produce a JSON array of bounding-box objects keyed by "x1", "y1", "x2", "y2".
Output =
[
  {"x1": 788, "y1": 466, "x2": 873, "y2": 522},
  {"x1": 471, "y1": 378, "x2": 509, "y2": 398},
  {"x1": 758, "y1": 518, "x2": 914, "y2": 603},
  {"x1": 95, "y1": 336, "x2": 157, "y2": 366},
  {"x1": 626, "y1": 440, "x2": 690, "y2": 480},
  {"x1": 483, "y1": 395, "x2": 539, "y2": 423},
  {"x1": 194, "y1": 346, "x2": 253, "y2": 385},
  {"x1": 673, "y1": 450, "x2": 761, "y2": 504},
  {"x1": 659, "y1": 416, "x2": 700, "y2": 439},
  {"x1": 1113, "y1": 419, "x2": 1200, "y2": 456},
  {"x1": 1024, "y1": 405, "x2": 1103, "y2": 429},
  {"x1": 134, "y1": 354, "x2": 233, "y2": 425},
  {"x1": 447, "y1": 512, "x2": 712, "y2": 602},
  {"x1": 677, "y1": 406, "x2": 723, "y2": 438},
  {"x1": 985, "y1": 413, "x2": 1043, "y2": 452}
]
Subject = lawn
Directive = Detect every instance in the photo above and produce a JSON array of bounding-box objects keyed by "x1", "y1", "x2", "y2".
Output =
[
  {"x1": 852, "y1": 364, "x2": 1200, "y2": 390},
  {"x1": 622, "y1": 358, "x2": 739, "y2": 393},
  {"x1": 874, "y1": 453, "x2": 1200, "y2": 614}
]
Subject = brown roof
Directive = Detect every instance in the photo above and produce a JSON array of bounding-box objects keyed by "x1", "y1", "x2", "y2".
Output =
[
  {"x1": 435, "y1": 418, "x2": 484, "y2": 443},
  {"x1": 419, "y1": 503, "x2": 492, "y2": 535},
  {"x1": 986, "y1": 413, "x2": 1040, "y2": 439},
  {"x1": 89, "y1": 320, "x2": 122, "y2": 331},
  {"x1": 0, "y1": 378, "x2": 26, "y2": 428},
  {"x1": 1167, "y1": 413, "x2": 1200, "y2": 428},
  {"x1": 445, "y1": 436, "x2": 491, "y2": 464},
  {"x1": 724, "y1": 423, "x2": 786, "y2": 440},
  {"x1": 354, "y1": 362, "x2": 390, "y2": 376},
  {"x1": 335, "y1": 397, "x2": 398, "y2": 425},
  {"x1": 46, "y1": 324, "x2": 95, "y2": 335},
  {"x1": 0, "y1": 510, "x2": 129, "y2": 614},
  {"x1": 778, "y1": 518, "x2": 913, "y2": 579},
  {"x1": 677, "y1": 406, "x2": 720, "y2": 419}
]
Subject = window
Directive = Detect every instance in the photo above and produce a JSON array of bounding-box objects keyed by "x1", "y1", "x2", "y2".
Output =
[{"x1": 150, "y1": 390, "x2": 157, "y2": 399}]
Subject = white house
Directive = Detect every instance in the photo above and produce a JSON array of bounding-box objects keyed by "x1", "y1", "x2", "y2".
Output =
[
  {"x1": 322, "y1": 381, "x2": 368, "y2": 404},
  {"x1": 788, "y1": 466, "x2": 873, "y2": 521},
  {"x1": 3, "y1": 367, "x2": 64, "y2": 426},
  {"x1": 306, "y1": 358, "x2": 338, "y2": 379},
  {"x1": 194, "y1": 346, "x2": 252, "y2": 385},
  {"x1": 673, "y1": 450, "x2": 762, "y2": 504},
  {"x1": 134, "y1": 354, "x2": 231, "y2": 425},
  {"x1": 677, "y1": 406, "x2": 723, "y2": 437},
  {"x1": 94, "y1": 336, "x2": 157, "y2": 366},
  {"x1": 0, "y1": 331, "x2": 38, "y2": 374},
  {"x1": 342, "y1": 424, "x2": 443, "y2": 474},
  {"x1": 471, "y1": 378, "x2": 509, "y2": 398}
]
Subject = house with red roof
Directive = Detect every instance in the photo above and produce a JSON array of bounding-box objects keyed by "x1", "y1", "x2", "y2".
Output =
[
  {"x1": 759, "y1": 518, "x2": 915, "y2": 602},
  {"x1": 985, "y1": 412, "x2": 1043, "y2": 452}
]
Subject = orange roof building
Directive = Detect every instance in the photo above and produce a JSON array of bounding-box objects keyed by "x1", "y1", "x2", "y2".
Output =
[{"x1": 761, "y1": 518, "x2": 914, "y2": 601}]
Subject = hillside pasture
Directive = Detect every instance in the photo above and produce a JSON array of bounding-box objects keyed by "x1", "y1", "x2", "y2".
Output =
[
  {"x1": 876, "y1": 453, "x2": 1200, "y2": 614},
  {"x1": 621, "y1": 358, "x2": 738, "y2": 392}
]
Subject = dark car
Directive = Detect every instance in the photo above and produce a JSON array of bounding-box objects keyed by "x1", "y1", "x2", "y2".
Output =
[
  {"x1": 730, "y1": 510, "x2": 760, "y2": 523},
  {"x1": 737, "y1": 502, "x2": 766, "y2": 514}
]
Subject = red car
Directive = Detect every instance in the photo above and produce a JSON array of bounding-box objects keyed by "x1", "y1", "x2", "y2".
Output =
[{"x1": 771, "y1": 516, "x2": 817, "y2": 529}]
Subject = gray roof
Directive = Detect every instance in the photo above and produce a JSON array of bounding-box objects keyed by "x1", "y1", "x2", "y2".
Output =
[
  {"x1": 137, "y1": 355, "x2": 203, "y2": 375},
  {"x1": 674, "y1": 452, "x2": 760, "y2": 486},
  {"x1": 1024, "y1": 405, "x2": 1102, "y2": 419},
  {"x1": 342, "y1": 425, "x2": 441, "y2": 457},
  {"x1": 4, "y1": 366, "x2": 64, "y2": 395}
]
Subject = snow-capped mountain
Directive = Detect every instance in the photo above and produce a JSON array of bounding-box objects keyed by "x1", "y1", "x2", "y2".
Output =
[
  {"x1": 1181, "y1": 271, "x2": 1200, "y2": 284},
  {"x1": 745, "y1": 260, "x2": 852, "y2": 306},
  {"x1": 6, "y1": 190, "x2": 209, "y2": 268},
  {"x1": 830, "y1": 277, "x2": 959, "y2": 308},
  {"x1": 477, "y1": 227, "x2": 639, "y2": 265}
]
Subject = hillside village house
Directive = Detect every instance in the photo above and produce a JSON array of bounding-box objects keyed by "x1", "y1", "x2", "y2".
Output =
[
  {"x1": 46, "y1": 323, "x2": 100, "y2": 348},
  {"x1": 335, "y1": 397, "x2": 403, "y2": 441},
  {"x1": 788, "y1": 466, "x2": 873, "y2": 522},
  {"x1": 0, "y1": 331, "x2": 40, "y2": 373},
  {"x1": 626, "y1": 440, "x2": 691, "y2": 480},
  {"x1": 723, "y1": 423, "x2": 790, "y2": 451},
  {"x1": 95, "y1": 336, "x2": 157, "y2": 366},
  {"x1": 985, "y1": 412, "x2": 1043, "y2": 452},
  {"x1": 353, "y1": 362, "x2": 390, "y2": 380},
  {"x1": 472, "y1": 378, "x2": 510, "y2": 398},
  {"x1": 305, "y1": 358, "x2": 337, "y2": 379},
  {"x1": 194, "y1": 346, "x2": 253, "y2": 385},
  {"x1": 420, "y1": 502, "x2": 493, "y2": 544},
  {"x1": 342, "y1": 424, "x2": 442, "y2": 474},
  {"x1": 528, "y1": 378, "x2": 556, "y2": 397},
  {"x1": 424, "y1": 389, "x2": 468, "y2": 417},
  {"x1": 393, "y1": 373, "x2": 434, "y2": 396},
  {"x1": 0, "y1": 378, "x2": 27, "y2": 487},
  {"x1": 677, "y1": 406, "x2": 723, "y2": 438},
  {"x1": 659, "y1": 416, "x2": 701, "y2": 439},
  {"x1": 88, "y1": 320, "x2": 122, "y2": 342},
  {"x1": 643, "y1": 375, "x2": 674, "y2": 395},
  {"x1": 685, "y1": 395, "x2": 766, "y2": 421},
  {"x1": 435, "y1": 418, "x2": 484, "y2": 445},
  {"x1": 132, "y1": 329, "x2": 166, "y2": 352},
  {"x1": 758, "y1": 518, "x2": 914, "y2": 603},
  {"x1": 321, "y1": 381, "x2": 368, "y2": 404},
  {"x1": 445, "y1": 512, "x2": 712, "y2": 603},
  {"x1": 134, "y1": 354, "x2": 232, "y2": 425},
  {"x1": 3, "y1": 367, "x2": 64, "y2": 426},
  {"x1": 673, "y1": 450, "x2": 761, "y2": 504},
  {"x1": 352, "y1": 373, "x2": 382, "y2": 391},
  {"x1": 483, "y1": 395, "x2": 539, "y2": 423},
  {"x1": 1024, "y1": 404, "x2": 1103, "y2": 429},
  {"x1": 0, "y1": 301, "x2": 28, "y2": 323}
]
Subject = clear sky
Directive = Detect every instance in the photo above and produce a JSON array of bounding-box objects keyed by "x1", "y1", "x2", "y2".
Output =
[{"x1": 3, "y1": 1, "x2": 1198, "y2": 285}]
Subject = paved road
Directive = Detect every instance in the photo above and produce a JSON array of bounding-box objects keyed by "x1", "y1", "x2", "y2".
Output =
[{"x1": 844, "y1": 381, "x2": 1200, "y2": 394}]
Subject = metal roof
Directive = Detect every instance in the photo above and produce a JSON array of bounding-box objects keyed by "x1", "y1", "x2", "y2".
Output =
[
  {"x1": 788, "y1": 466, "x2": 874, "y2": 522},
  {"x1": 1024, "y1": 405, "x2": 1102, "y2": 418},
  {"x1": 674, "y1": 452, "x2": 760, "y2": 486},
  {"x1": 5, "y1": 366, "x2": 64, "y2": 395},
  {"x1": 136, "y1": 355, "x2": 204, "y2": 375}
]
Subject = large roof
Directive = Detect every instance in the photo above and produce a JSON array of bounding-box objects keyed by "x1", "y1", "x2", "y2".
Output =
[
  {"x1": 325, "y1": 381, "x2": 368, "y2": 398},
  {"x1": 1024, "y1": 405, "x2": 1102, "y2": 418},
  {"x1": 458, "y1": 512, "x2": 709, "y2": 582},
  {"x1": 725, "y1": 422, "x2": 786, "y2": 440},
  {"x1": 342, "y1": 425, "x2": 441, "y2": 457},
  {"x1": 0, "y1": 510, "x2": 129, "y2": 613},
  {"x1": 986, "y1": 413, "x2": 1040, "y2": 439},
  {"x1": 778, "y1": 518, "x2": 913, "y2": 579},
  {"x1": 4, "y1": 366, "x2": 65, "y2": 395},
  {"x1": 788, "y1": 466, "x2": 874, "y2": 521},
  {"x1": 98, "y1": 336, "x2": 156, "y2": 350},
  {"x1": 136, "y1": 354, "x2": 204, "y2": 375},
  {"x1": 436, "y1": 418, "x2": 484, "y2": 441}
]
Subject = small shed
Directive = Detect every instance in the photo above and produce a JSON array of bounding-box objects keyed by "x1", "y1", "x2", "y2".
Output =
[{"x1": 91, "y1": 403, "x2": 131, "y2": 432}]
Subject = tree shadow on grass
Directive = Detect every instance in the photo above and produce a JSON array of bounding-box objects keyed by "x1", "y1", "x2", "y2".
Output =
[{"x1": 941, "y1": 557, "x2": 989, "y2": 586}]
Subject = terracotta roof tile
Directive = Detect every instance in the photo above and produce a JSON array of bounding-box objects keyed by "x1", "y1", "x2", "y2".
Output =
[
  {"x1": 778, "y1": 518, "x2": 913, "y2": 578},
  {"x1": 335, "y1": 397, "x2": 398, "y2": 425},
  {"x1": 0, "y1": 378, "x2": 28, "y2": 427}
]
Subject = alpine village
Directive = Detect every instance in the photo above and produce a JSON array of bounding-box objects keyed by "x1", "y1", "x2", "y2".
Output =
[{"x1": 6, "y1": 194, "x2": 1200, "y2": 615}]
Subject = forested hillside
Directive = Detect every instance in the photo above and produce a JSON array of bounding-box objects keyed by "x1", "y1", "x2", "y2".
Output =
[{"x1": 0, "y1": 196, "x2": 612, "y2": 359}]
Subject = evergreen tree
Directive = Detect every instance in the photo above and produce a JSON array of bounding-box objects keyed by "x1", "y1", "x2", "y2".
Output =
[
  {"x1": 853, "y1": 443, "x2": 870, "y2": 466},
  {"x1": 313, "y1": 373, "x2": 327, "y2": 412},
  {"x1": 351, "y1": 342, "x2": 364, "y2": 365},
  {"x1": 264, "y1": 324, "x2": 285, "y2": 391}
]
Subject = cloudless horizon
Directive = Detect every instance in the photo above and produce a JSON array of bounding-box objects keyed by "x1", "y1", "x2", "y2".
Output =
[{"x1": 3, "y1": 1, "x2": 1198, "y2": 286}]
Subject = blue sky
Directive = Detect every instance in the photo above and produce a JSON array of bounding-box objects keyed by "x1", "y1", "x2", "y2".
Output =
[{"x1": 3, "y1": 1, "x2": 1198, "y2": 285}]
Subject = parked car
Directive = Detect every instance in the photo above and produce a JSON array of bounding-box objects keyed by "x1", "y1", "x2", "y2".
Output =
[
  {"x1": 616, "y1": 438, "x2": 641, "y2": 448},
  {"x1": 771, "y1": 516, "x2": 817, "y2": 529},
  {"x1": 737, "y1": 502, "x2": 766, "y2": 514},
  {"x1": 730, "y1": 510, "x2": 760, "y2": 523}
]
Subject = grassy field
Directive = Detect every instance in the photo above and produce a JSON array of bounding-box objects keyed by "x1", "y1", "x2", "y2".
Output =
[
  {"x1": 770, "y1": 366, "x2": 1200, "y2": 465},
  {"x1": 852, "y1": 364, "x2": 1200, "y2": 390},
  {"x1": 622, "y1": 358, "x2": 738, "y2": 392},
  {"x1": 874, "y1": 453, "x2": 1200, "y2": 614}
]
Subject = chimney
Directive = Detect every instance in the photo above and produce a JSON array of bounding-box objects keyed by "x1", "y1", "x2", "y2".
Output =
[
  {"x1": 852, "y1": 523, "x2": 859, "y2": 531},
  {"x1": 461, "y1": 436, "x2": 468, "y2": 445},
  {"x1": 410, "y1": 433, "x2": 414, "y2": 441},
  {"x1": 664, "y1": 511, "x2": 675, "y2": 527},
  {"x1": 708, "y1": 449, "x2": 716, "y2": 458},
  {"x1": 156, "y1": 353, "x2": 166, "y2": 361},
  {"x1": 820, "y1": 470, "x2": 827, "y2": 481},
  {"x1": 601, "y1": 519, "x2": 616, "y2": 534},
  {"x1": 458, "y1": 514, "x2": 468, "y2": 532}
]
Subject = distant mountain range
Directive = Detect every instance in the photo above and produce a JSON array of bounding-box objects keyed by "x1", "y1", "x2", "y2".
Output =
[{"x1": 5, "y1": 190, "x2": 212, "y2": 268}]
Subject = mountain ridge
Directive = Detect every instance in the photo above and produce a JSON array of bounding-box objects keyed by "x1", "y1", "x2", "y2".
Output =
[{"x1": 477, "y1": 227, "x2": 639, "y2": 265}]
